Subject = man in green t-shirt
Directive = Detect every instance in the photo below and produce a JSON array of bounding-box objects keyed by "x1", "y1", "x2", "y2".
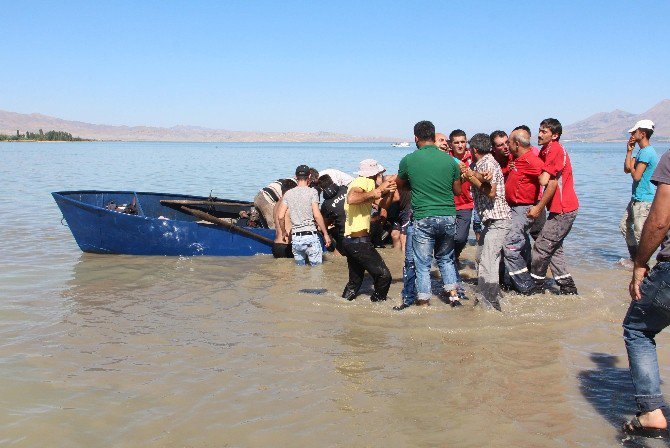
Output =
[{"x1": 394, "y1": 121, "x2": 462, "y2": 310}]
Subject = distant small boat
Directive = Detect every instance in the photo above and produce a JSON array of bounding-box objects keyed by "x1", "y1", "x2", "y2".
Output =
[
  {"x1": 392, "y1": 142, "x2": 410, "y2": 148},
  {"x1": 52, "y1": 190, "x2": 275, "y2": 256}
]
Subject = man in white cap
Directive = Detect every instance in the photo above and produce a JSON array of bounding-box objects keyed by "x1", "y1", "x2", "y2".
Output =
[
  {"x1": 341, "y1": 159, "x2": 397, "y2": 302},
  {"x1": 620, "y1": 119, "x2": 659, "y2": 262}
]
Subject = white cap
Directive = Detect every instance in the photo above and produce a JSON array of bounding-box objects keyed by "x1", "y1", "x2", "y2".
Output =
[
  {"x1": 355, "y1": 159, "x2": 385, "y2": 177},
  {"x1": 628, "y1": 119, "x2": 655, "y2": 133}
]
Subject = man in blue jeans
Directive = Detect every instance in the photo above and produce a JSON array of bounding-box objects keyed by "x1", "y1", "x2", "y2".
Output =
[
  {"x1": 394, "y1": 121, "x2": 462, "y2": 310},
  {"x1": 622, "y1": 147, "x2": 670, "y2": 438}
]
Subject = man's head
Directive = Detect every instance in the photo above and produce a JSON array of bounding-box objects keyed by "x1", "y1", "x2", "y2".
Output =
[
  {"x1": 295, "y1": 164, "x2": 311, "y2": 182},
  {"x1": 414, "y1": 121, "x2": 436, "y2": 147},
  {"x1": 469, "y1": 133, "x2": 491, "y2": 159},
  {"x1": 308, "y1": 168, "x2": 319, "y2": 187},
  {"x1": 318, "y1": 174, "x2": 339, "y2": 199},
  {"x1": 355, "y1": 159, "x2": 386, "y2": 182},
  {"x1": 628, "y1": 119, "x2": 655, "y2": 141},
  {"x1": 449, "y1": 129, "x2": 468, "y2": 158},
  {"x1": 435, "y1": 132, "x2": 449, "y2": 152},
  {"x1": 513, "y1": 125, "x2": 531, "y2": 137},
  {"x1": 538, "y1": 118, "x2": 562, "y2": 146},
  {"x1": 508, "y1": 128, "x2": 531, "y2": 158},
  {"x1": 490, "y1": 130, "x2": 509, "y2": 159}
]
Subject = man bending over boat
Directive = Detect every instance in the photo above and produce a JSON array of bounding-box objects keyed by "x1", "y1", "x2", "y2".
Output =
[{"x1": 276, "y1": 165, "x2": 331, "y2": 266}]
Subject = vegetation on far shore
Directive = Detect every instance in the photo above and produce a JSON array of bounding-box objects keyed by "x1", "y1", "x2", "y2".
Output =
[{"x1": 0, "y1": 129, "x2": 91, "y2": 142}]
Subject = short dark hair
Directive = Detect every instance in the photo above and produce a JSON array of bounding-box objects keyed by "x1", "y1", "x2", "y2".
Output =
[
  {"x1": 490, "y1": 130, "x2": 508, "y2": 146},
  {"x1": 640, "y1": 128, "x2": 654, "y2": 139},
  {"x1": 414, "y1": 121, "x2": 436, "y2": 142},
  {"x1": 513, "y1": 125, "x2": 531, "y2": 136},
  {"x1": 469, "y1": 133, "x2": 491, "y2": 154},
  {"x1": 317, "y1": 174, "x2": 334, "y2": 191},
  {"x1": 309, "y1": 167, "x2": 319, "y2": 180},
  {"x1": 449, "y1": 129, "x2": 466, "y2": 140},
  {"x1": 540, "y1": 118, "x2": 562, "y2": 140}
]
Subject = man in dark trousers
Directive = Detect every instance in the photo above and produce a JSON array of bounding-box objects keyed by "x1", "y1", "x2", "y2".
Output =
[{"x1": 622, "y1": 146, "x2": 670, "y2": 439}]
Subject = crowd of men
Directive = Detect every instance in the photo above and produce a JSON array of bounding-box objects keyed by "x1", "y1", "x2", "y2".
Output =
[{"x1": 254, "y1": 117, "x2": 670, "y2": 439}]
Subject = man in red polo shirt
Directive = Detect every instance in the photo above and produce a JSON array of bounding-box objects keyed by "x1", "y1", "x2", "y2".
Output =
[
  {"x1": 527, "y1": 118, "x2": 579, "y2": 295},
  {"x1": 449, "y1": 129, "x2": 475, "y2": 263},
  {"x1": 502, "y1": 128, "x2": 544, "y2": 294},
  {"x1": 491, "y1": 130, "x2": 514, "y2": 179}
]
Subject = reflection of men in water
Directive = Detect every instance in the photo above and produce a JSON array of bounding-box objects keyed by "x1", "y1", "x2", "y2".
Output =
[
  {"x1": 620, "y1": 119, "x2": 658, "y2": 262},
  {"x1": 527, "y1": 118, "x2": 579, "y2": 295},
  {"x1": 341, "y1": 159, "x2": 396, "y2": 302},
  {"x1": 502, "y1": 128, "x2": 544, "y2": 294},
  {"x1": 461, "y1": 133, "x2": 511, "y2": 311},
  {"x1": 622, "y1": 146, "x2": 670, "y2": 438}
]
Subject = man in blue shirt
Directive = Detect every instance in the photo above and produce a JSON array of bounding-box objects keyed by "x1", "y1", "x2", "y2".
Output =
[{"x1": 620, "y1": 119, "x2": 659, "y2": 261}]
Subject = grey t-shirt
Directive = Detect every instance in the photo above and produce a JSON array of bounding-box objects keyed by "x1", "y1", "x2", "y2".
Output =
[
  {"x1": 651, "y1": 150, "x2": 670, "y2": 260},
  {"x1": 282, "y1": 186, "x2": 319, "y2": 233}
]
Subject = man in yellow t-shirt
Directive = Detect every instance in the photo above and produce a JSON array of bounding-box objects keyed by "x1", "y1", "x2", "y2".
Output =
[{"x1": 341, "y1": 159, "x2": 397, "y2": 302}]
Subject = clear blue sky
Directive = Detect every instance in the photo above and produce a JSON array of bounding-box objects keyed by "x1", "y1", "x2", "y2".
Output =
[{"x1": 1, "y1": 0, "x2": 669, "y2": 138}]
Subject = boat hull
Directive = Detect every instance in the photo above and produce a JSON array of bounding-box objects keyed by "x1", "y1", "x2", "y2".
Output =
[{"x1": 53, "y1": 191, "x2": 275, "y2": 256}]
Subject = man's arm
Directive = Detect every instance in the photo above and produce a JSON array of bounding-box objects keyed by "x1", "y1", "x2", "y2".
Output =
[
  {"x1": 312, "y1": 203, "x2": 332, "y2": 248},
  {"x1": 276, "y1": 201, "x2": 289, "y2": 242},
  {"x1": 462, "y1": 165, "x2": 494, "y2": 198},
  {"x1": 624, "y1": 137, "x2": 635, "y2": 173},
  {"x1": 527, "y1": 179, "x2": 557, "y2": 219},
  {"x1": 452, "y1": 178, "x2": 462, "y2": 196},
  {"x1": 630, "y1": 161, "x2": 648, "y2": 182},
  {"x1": 347, "y1": 178, "x2": 396, "y2": 205},
  {"x1": 630, "y1": 183, "x2": 670, "y2": 300}
]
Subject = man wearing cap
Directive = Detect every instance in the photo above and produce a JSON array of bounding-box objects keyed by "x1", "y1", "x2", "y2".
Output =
[
  {"x1": 341, "y1": 159, "x2": 396, "y2": 302},
  {"x1": 620, "y1": 119, "x2": 658, "y2": 262},
  {"x1": 527, "y1": 118, "x2": 579, "y2": 295},
  {"x1": 276, "y1": 165, "x2": 331, "y2": 266},
  {"x1": 393, "y1": 121, "x2": 462, "y2": 310},
  {"x1": 622, "y1": 144, "x2": 670, "y2": 438}
]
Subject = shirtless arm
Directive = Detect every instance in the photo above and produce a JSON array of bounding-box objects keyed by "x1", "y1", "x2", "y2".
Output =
[
  {"x1": 312, "y1": 203, "x2": 332, "y2": 248},
  {"x1": 276, "y1": 201, "x2": 289, "y2": 243}
]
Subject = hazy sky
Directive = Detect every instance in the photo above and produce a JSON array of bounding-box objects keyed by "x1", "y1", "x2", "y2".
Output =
[{"x1": 2, "y1": 0, "x2": 669, "y2": 138}]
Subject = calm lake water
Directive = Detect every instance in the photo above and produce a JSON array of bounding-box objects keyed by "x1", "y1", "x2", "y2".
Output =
[{"x1": 1, "y1": 141, "x2": 669, "y2": 447}]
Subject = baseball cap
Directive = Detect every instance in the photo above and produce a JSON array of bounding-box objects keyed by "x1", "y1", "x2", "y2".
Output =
[
  {"x1": 355, "y1": 159, "x2": 385, "y2": 177},
  {"x1": 295, "y1": 164, "x2": 310, "y2": 177},
  {"x1": 628, "y1": 119, "x2": 655, "y2": 133}
]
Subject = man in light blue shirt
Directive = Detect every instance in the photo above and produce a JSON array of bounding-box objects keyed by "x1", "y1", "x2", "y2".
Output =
[{"x1": 620, "y1": 119, "x2": 659, "y2": 260}]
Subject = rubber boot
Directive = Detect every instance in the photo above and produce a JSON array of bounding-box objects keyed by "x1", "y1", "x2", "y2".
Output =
[
  {"x1": 555, "y1": 276, "x2": 578, "y2": 295},
  {"x1": 342, "y1": 285, "x2": 358, "y2": 301}
]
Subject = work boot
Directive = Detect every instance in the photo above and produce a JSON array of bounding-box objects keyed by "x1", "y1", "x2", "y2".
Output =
[
  {"x1": 555, "y1": 276, "x2": 579, "y2": 295},
  {"x1": 370, "y1": 292, "x2": 387, "y2": 302},
  {"x1": 342, "y1": 285, "x2": 358, "y2": 301}
]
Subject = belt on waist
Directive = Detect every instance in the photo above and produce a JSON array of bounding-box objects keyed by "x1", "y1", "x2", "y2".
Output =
[
  {"x1": 508, "y1": 202, "x2": 534, "y2": 207},
  {"x1": 262, "y1": 187, "x2": 281, "y2": 203},
  {"x1": 293, "y1": 231, "x2": 317, "y2": 236},
  {"x1": 344, "y1": 236, "x2": 371, "y2": 243},
  {"x1": 658, "y1": 256, "x2": 670, "y2": 263}
]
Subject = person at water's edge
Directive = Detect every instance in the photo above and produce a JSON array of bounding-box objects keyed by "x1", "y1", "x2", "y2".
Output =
[
  {"x1": 341, "y1": 159, "x2": 396, "y2": 302},
  {"x1": 394, "y1": 121, "x2": 462, "y2": 310},
  {"x1": 276, "y1": 165, "x2": 331, "y2": 266},
  {"x1": 622, "y1": 146, "x2": 670, "y2": 439},
  {"x1": 620, "y1": 119, "x2": 658, "y2": 262}
]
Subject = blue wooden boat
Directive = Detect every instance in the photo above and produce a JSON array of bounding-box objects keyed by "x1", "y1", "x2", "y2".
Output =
[{"x1": 52, "y1": 190, "x2": 275, "y2": 256}]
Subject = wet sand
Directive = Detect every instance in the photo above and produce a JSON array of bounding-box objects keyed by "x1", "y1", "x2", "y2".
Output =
[{"x1": 2, "y1": 243, "x2": 668, "y2": 447}]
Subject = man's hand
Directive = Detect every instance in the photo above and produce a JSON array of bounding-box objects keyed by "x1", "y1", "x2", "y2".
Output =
[
  {"x1": 509, "y1": 160, "x2": 516, "y2": 171},
  {"x1": 527, "y1": 205, "x2": 541, "y2": 219},
  {"x1": 323, "y1": 234, "x2": 332, "y2": 249},
  {"x1": 481, "y1": 171, "x2": 493, "y2": 182},
  {"x1": 627, "y1": 136, "x2": 636, "y2": 152},
  {"x1": 629, "y1": 264, "x2": 649, "y2": 301},
  {"x1": 378, "y1": 179, "x2": 397, "y2": 195},
  {"x1": 280, "y1": 231, "x2": 289, "y2": 243}
]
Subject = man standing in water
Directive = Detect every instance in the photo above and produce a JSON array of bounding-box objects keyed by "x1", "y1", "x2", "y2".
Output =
[
  {"x1": 449, "y1": 129, "x2": 475, "y2": 264},
  {"x1": 502, "y1": 128, "x2": 544, "y2": 294},
  {"x1": 622, "y1": 146, "x2": 670, "y2": 439},
  {"x1": 341, "y1": 159, "x2": 396, "y2": 302},
  {"x1": 527, "y1": 118, "x2": 579, "y2": 295},
  {"x1": 276, "y1": 165, "x2": 331, "y2": 266},
  {"x1": 620, "y1": 119, "x2": 658, "y2": 263},
  {"x1": 394, "y1": 121, "x2": 462, "y2": 309},
  {"x1": 460, "y1": 133, "x2": 511, "y2": 311}
]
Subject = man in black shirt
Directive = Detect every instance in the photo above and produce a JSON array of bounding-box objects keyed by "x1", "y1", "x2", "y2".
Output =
[{"x1": 319, "y1": 175, "x2": 348, "y2": 254}]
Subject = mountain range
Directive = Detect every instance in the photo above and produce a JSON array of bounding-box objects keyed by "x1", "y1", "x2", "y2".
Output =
[
  {"x1": 0, "y1": 110, "x2": 396, "y2": 143},
  {"x1": 1, "y1": 100, "x2": 669, "y2": 142},
  {"x1": 562, "y1": 99, "x2": 670, "y2": 142}
]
